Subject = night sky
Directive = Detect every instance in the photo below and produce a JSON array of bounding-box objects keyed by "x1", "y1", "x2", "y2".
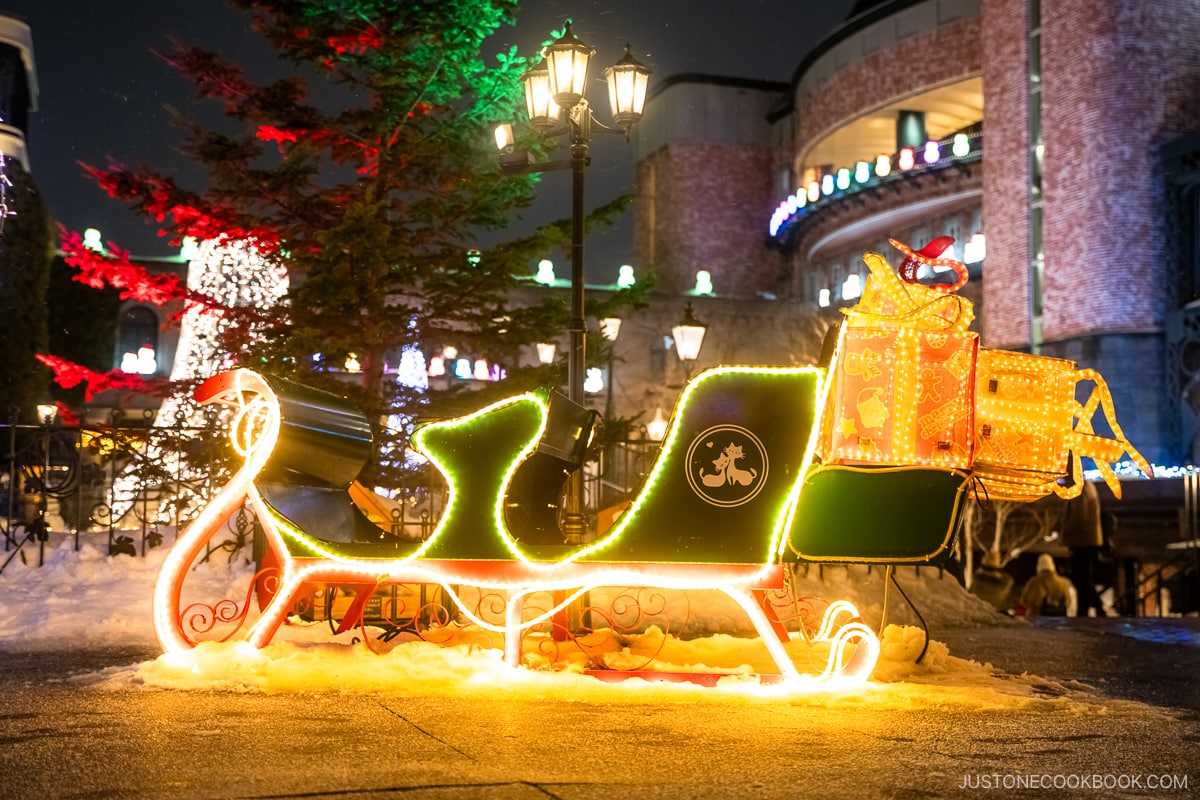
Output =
[{"x1": 3, "y1": 1, "x2": 853, "y2": 275}]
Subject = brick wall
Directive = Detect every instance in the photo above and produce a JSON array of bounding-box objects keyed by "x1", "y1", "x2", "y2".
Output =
[
  {"x1": 793, "y1": 17, "x2": 982, "y2": 164},
  {"x1": 1041, "y1": 0, "x2": 1200, "y2": 339},
  {"x1": 979, "y1": 0, "x2": 1031, "y2": 349},
  {"x1": 634, "y1": 142, "x2": 784, "y2": 297}
]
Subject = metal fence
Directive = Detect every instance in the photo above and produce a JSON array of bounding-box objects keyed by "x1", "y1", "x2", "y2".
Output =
[
  {"x1": 0, "y1": 417, "x2": 661, "y2": 575},
  {"x1": 0, "y1": 419, "x2": 229, "y2": 572}
]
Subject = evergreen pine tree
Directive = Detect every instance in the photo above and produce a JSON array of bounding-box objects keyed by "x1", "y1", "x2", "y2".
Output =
[
  {"x1": 48, "y1": 1, "x2": 646, "y2": 485},
  {"x1": 0, "y1": 161, "x2": 52, "y2": 423}
]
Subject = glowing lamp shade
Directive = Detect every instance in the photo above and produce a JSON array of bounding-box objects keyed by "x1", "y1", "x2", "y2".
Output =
[
  {"x1": 542, "y1": 21, "x2": 594, "y2": 108},
  {"x1": 604, "y1": 44, "x2": 651, "y2": 129},
  {"x1": 520, "y1": 64, "x2": 560, "y2": 129},
  {"x1": 821, "y1": 174, "x2": 835, "y2": 195},
  {"x1": 535, "y1": 259, "x2": 557, "y2": 285},
  {"x1": 952, "y1": 133, "x2": 970, "y2": 158},
  {"x1": 599, "y1": 317, "x2": 622, "y2": 341},
  {"x1": 671, "y1": 302, "x2": 708, "y2": 363},
  {"x1": 841, "y1": 273, "x2": 862, "y2": 301},
  {"x1": 807, "y1": 181, "x2": 820, "y2": 202},
  {"x1": 854, "y1": 161, "x2": 870, "y2": 183},
  {"x1": 646, "y1": 406, "x2": 668, "y2": 441},
  {"x1": 584, "y1": 367, "x2": 604, "y2": 394},
  {"x1": 898, "y1": 147, "x2": 915, "y2": 171},
  {"x1": 875, "y1": 154, "x2": 891, "y2": 177},
  {"x1": 494, "y1": 123, "x2": 514, "y2": 152},
  {"x1": 836, "y1": 168, "x2": 850, "y2": 190},
  {"x1": 36, "y1": 403, "x2": 57, "y2": 424},
  {"x1": 923, "y1": 140, "x2": 940, "y2": 164},
  {"x1": 536, "y1": 342, "x2": 557, "y2": 365},
  {"x1": 136, "y1": 345, "x2": 158, "y2": 375}
]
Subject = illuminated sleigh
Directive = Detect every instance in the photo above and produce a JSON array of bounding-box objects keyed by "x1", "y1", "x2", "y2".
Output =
[
  {"x1": 154, "y1": 364, "x2": 960, "y2": 684},
  {"x1": 152, "y1": 240, "x2": 1150, "y2": 685}
]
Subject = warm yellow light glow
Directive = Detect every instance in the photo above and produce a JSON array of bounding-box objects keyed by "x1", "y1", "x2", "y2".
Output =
[
  {"x1": 520, "y1": 64, "x2": 560, "y2": 128},
  {"x1": 599, "y1": 317, "x2": 622, "y2": 341},
  {"x1": 542, "y1": 21, "x2": 594, "y2": 108},
  {"x1": 494, "y1": 123, "x2": 514, "y2": 151},
  {"x1": 824, "y1": 325, "x2": 977, "y2": 469},
  {"x1": 536, "y1": 342, "x2": 557, "y2": 365},
  {"x1": 844, "y1": 252, "x2": 974, "y2": 333},
  {"x1": 604, "y1": 44, "x2": 651, "y2": 128},
  {"x1": 828, "y1": 248, "x2": 1152, "y2": 498}
]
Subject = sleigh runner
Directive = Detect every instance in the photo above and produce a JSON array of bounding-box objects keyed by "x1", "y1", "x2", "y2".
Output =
[{"x1": 152, "y1": 239, "x2": 1151, "y2": 686}]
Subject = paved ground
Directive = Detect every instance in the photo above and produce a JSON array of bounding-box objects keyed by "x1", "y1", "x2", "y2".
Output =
[{"x1": 0, "y1": 619, "x2": 1197, "y2": 799}]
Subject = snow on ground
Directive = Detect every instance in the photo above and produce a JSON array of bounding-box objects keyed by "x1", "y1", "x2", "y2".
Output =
[{"x1": 0, "y1": 536, "x2": 1165, "y2": 714}]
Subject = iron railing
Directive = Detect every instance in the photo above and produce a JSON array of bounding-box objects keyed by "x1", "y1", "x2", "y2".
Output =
[{"x1": 0, "y1": 418, "x2": 662, "y2": 574}]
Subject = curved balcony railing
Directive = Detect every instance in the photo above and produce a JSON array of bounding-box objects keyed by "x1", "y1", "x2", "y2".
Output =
[{"x1": 769, "y1": 129, "x2": 984, "y2": 244}]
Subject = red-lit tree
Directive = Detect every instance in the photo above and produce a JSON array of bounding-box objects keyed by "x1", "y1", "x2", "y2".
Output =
[{"x1": 51, "y1": 0, "x2": 641, "y2": 444}]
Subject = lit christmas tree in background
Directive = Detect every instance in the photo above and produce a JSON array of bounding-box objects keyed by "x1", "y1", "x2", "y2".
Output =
[
  {"x1": 157, "y1": 236, "x2": 288, "y2": 425},
  {"x1": 104, "y1": 236, "x2": 289, "y2": 522}
]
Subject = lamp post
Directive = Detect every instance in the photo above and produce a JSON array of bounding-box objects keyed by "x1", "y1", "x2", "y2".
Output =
[
  {"x1": 498, "y1": 21, "x2": 651, "y2": 541},
  {"x1": 599, "y1": 316, "x2": 621, "y2": 418},
  {"x1": 672, "y1": 302, "x2": 708, "y2": 380}
]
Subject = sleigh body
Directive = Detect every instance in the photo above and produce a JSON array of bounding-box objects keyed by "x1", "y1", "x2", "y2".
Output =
[{"x1": 153, "y1": 364, "x2": 977, "y2": 684}]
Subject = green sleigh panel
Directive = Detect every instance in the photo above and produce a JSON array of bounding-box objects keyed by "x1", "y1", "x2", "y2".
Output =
[
  {"x1": 785, "y1": 464, "x2": 972, "y2": 564},
  {"x1": 577, "y1": 366, "x2": 822, "y2": 565}
]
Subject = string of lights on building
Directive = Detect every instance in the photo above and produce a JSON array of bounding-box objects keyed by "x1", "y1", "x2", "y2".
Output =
[{"x1": 768, "y1": 130, "x2": 984, "y2": 241}]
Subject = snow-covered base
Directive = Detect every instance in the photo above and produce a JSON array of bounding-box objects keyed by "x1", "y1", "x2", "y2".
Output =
[{"x1": 0, "y1": 539, "x2": 1154, "y2": 713}]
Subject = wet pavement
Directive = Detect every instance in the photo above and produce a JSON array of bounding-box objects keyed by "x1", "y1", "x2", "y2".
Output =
[{"x1": 0, "y1": 618, "x2": 1197, "y2": 799}]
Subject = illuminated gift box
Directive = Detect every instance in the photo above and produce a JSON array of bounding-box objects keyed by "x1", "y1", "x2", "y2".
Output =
[
  {"x1": 824, "y1": 325, "x2": 978, "y2": 469},
  {"x1": 823, "y1": 248, "x2": 978, "y2": 468},
  {"x1": 826, "y1": 242, "x2": 1152, "y2": 497},
  {"x1": 972, "y1": 349, "x2": 1076, "y2": 500},
  {"x1": 973, "y1": 350, "x2": 1154, "y2": 501}
]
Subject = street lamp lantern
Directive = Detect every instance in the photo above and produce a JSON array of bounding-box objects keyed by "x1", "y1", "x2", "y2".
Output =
[
  {"x1": 604, "y1": 44, "x2": 651, "y2": 132},
  {"x1": 599, "y1": 316, "x2": 622, "y2": 342},
  {"x1": 494, "y1": 123, "x2": 515, "y2": 152},
  {"x1": 672, "y1": 302, "x2": 708, "y2": 375},
  {"x1": 520, "y1": 63, "x2": 560, "y2": 131},
  {"x1": 36, "y1": 404, "x2": 57, "y2": 425},
  {"x1": 542, "y1": 21, "x2": 595, "y2": 109},
  {"x1": 536, "y1": 342, "x2": 558, "y2": 365}
]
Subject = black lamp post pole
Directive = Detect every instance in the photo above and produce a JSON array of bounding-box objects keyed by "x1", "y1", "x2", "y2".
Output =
[{"x1": 563, "y1": 112, "x2": 591, "y2": 542}]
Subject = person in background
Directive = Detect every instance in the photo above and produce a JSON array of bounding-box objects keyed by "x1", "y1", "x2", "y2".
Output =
[
  {"x1": 1020, "y1": 553, "x2": 1075, "y2": 617},
  {"x1": 970, "y1": 551, "x2": 1014, "y2": 612},
  {"x1": 1062, "y1": 480, "x2": 1105, "y2": 616}
]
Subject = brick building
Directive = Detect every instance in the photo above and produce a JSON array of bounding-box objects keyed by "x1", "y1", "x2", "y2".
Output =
[{"x1": 633, "y1": 0, "x2": 1200, "y2": 467}]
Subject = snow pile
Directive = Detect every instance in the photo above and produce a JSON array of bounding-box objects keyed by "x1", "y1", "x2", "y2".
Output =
[{"x1": 0, "y1": 538, "x2": 1150, "y2": 714}]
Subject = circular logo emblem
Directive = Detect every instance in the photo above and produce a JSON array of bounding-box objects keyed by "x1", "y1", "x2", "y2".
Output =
[{"x1": 685, "y1": 425, "x2": 769, "y2": 507}]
